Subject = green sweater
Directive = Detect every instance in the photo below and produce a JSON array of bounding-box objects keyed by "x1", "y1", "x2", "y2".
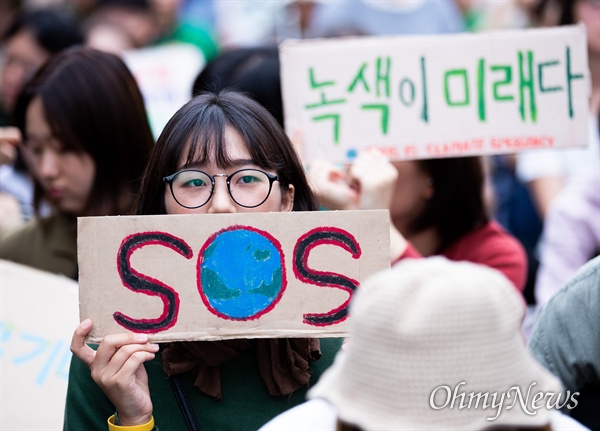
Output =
[{"x1": 63, "y1": 338, "x2": 342, "y2": 431}]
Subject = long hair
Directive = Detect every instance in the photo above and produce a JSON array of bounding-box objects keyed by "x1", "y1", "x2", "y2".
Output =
[
  {"x1": 409, "y1": 157, "x2": 489, "y2": 253},
  {"x1": 136, "y1": 91, "x2": 317, "y2": 215},
  {"x1": 14, "y1": 47, "x2": 154, "y2": 217}
]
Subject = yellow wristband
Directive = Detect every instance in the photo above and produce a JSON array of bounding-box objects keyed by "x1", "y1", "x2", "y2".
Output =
[{"x1": 107, "y1": 414, "x2": 154, "y2": 431}]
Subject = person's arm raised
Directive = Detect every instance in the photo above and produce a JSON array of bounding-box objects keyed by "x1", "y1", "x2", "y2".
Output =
[{"x1": 70, "y1": 319, "x2": 159, "y2": 426}]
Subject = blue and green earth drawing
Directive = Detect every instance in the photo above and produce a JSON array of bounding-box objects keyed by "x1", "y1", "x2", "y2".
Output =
[{"x1": 199, "y1": 227, "x2": 285, "y2": 320}]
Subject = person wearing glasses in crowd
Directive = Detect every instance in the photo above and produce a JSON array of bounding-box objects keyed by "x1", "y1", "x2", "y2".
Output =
[
  {"x1": 65, "y1": 91, "x2": 343, "y2": 431},
  {"x1": 0, "y1": 47, "x2": 154, "y2": 278}
]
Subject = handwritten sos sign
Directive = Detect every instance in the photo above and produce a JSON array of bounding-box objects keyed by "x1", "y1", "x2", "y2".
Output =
[{"x1": 78, "y1": 211, "x2": 389, "y2": 342}]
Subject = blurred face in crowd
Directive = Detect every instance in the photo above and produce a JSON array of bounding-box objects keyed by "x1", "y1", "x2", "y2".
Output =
[
  {"x1": 24, "y1": 97, "x2": 96, "y2": 215},
  {"x1": 1, "y1": 29, "x2": 50, "y2": 112},
  {"x1": 389, "y1": 160, "x2": 433, "y2": 231},
  {"x1": 575, "y1": 0, "x2": 600, "y2": 55},
  {"x1": 164, "y1": 127, "x2": 295, "y2": 215}
]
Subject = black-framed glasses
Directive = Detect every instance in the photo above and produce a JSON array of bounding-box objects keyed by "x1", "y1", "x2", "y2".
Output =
[{"x1": 163, "y1": 168, "x2": 280, "y2": 209}]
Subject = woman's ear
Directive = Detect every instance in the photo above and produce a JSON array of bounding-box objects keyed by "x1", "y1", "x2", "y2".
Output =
[{"x1": 282, "y1": 184, "x2": 295, "y2": 212}]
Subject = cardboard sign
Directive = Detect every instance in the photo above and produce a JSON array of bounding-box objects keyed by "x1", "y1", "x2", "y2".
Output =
[
  {"x1": 280, "y1": 25, "x2": 590, "y2": 163},
  {"x1": 123, "y1": 44, "x2": 205, "y2": 138},
  {"x1": 78, "y1": 210, "x2": 389, "y2": 343},
  {"x1": 1, "y1": 260, "x2": 79, "y2": 430}
]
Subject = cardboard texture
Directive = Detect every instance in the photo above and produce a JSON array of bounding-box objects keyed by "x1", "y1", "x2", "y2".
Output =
[
  {"x1": 1, "y1": 260, "x2": 79, "y2": 430},
  {"x1": 78, "y1": 210, "x2": 389, "y2": 343},
  {"x1": 280, "y1": 25, "x2": 590, "y2": 163}
]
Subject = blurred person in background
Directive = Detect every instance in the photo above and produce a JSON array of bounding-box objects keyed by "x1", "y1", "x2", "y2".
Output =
[
  {"x1": 530, "y1": 255, "x2": 600, "y2": 431},
  {"x1": 192, "y1": 46, "x2": 283, "y2": 126},
  {"x1": 0, "y1": 6, "x2": 83, "y2": 231},
  {"x1": 307, "y1": 153, "x2": 528, "y2": 293},
  {"x1": 1, "y1": 7, "x2": 83, "y2": 123},
  {"x1": 0, "y1": 0, "x2": 22, "y2": 38},
  {"x1": 84, "y1": 0, "x2": 217, "y2": 61},
  {"x1": 296, "y1": 0, "x2": 465, "y2": 39},
  {"x1": 82, "y1": 0, "x2": 156, "y2": 54},
  {"x1": 534, "y1": 109, "x2": 600, "y2": 307},
  {"x1": 0, "y1": 47, "x2": 154, "y2": 278}
]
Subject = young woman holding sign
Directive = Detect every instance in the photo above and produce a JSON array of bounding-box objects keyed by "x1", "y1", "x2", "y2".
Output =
[{"x1": 66, "y1": 91, "x2": 343, "y2": 431}]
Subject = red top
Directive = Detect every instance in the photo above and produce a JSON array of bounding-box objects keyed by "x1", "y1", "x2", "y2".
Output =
[{"x1": 394, "y1": 221, "x2": 527, "y2": 292}]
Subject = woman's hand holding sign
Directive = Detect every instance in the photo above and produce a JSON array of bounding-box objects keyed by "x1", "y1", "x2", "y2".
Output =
[{"x1": 70, "y1": 319, "x2": 158, "y2": 426}]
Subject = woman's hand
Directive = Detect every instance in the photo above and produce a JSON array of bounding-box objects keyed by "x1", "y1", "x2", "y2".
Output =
[
  {"x1": 347, "y1": 149, "x2": 398, "y2": 210},
  {"x1": 70, "y1": 319, "x2": 159, "y2": 426},
  {"x1": 0, "y1": 127, "x2": 21, "y2": 165},
  {"x1": 306, "y1": 149, "x2": 399, "y2": 211},
  {"x1": 306, "y1": 159, "x2": 359, "y2": 210}
]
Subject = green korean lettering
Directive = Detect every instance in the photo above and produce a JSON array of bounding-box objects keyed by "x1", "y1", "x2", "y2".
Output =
[
  {"x1": 444, "y1": 69, "x2": 470, "y2": 106},
  {"x1": 312, "y1": 114, "x2": 341, "y2": 144},
  {"x1": 518, "y1": 50, "x2": 537, "y2": 122},
  {"x1": 305, "y1": 67, "x2": 346, "y2": 109},
  {"x1": 421, "y1": 57, "x2": 428, "y2": 123},
  {"x1": 566, "y1": 46, "x2": 584, "y2": 118},
  {"x1": 490, "y1": 65, "x2": 514, "y2": 101},
  {"x1": 538, "y1": 60, "x2": 563, "y2": 93},
  {"x1": 361, "y1": 104, "x2": 389, "y2": 135},
  {"x1": 398, "y1": 78, "x2": 416, "y2": 107},
  {"x1": 309, "y1": 67, "x2": 334, "y2": 88},
  {"x1": 376, "y1": 56, "x2": 391, "y2": 98},
  {"x1": 477, "y1": 58, "x2": 485, "y2": 122},
  {"x1": 348, "y1": 63, "x2": 369, "y2": 93}
]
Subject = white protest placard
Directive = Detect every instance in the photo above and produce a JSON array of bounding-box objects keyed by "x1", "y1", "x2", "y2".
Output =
[
  {"x1": 1, "y1": 260, "x2": 79, "y2": 430},
  {"x1": 78, "y1": 210, "x2": 389, "y2": 343},
  {"x1": 123, "y1": 44, "x2": 205, "y2": 138},
  {"x1": 280, "y1": 25, "x2": 590, "y2": 163}
]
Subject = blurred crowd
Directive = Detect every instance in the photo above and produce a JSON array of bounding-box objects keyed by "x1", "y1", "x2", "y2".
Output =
[{"x1": 0, "y1": 0, "x2": 598, "y2": 430}]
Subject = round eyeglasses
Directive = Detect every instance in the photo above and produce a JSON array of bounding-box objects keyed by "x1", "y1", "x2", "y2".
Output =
[{"x1": 163, "y1": 168, "x2": 280, "y2": 209}]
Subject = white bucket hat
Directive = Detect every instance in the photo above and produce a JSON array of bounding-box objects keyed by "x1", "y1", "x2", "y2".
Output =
[{"x1": 309, "y1": 257, "x2": 563, "y2": 431}]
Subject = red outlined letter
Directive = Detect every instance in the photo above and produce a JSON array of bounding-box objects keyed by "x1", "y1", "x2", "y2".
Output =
[
  {"x1": 115, "y1": 232, "x2": 193, "y2": 333},
  {"x1": 293, "y1": 227, "x2": 361, "y2": 326}
]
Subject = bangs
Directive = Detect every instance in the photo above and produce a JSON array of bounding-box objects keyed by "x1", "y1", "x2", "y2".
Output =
[{"x1": 178, "y1": 102, "x2": 282, "y2": 172}]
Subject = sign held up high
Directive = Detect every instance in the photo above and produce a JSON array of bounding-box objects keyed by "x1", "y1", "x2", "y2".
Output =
[
  {"x1": 78, "y1": 211, "x2": 389, "y2": 343},
  {"x1": 280, "y1": 25, "x2": 590, "y2": 163}
]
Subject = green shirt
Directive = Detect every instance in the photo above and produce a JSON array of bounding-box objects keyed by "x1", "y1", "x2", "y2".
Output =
[
  {"x1": 63, "y1": 338, "x2": 342, "y2": 431},
  {"x1": 0, "y1": 213, "x2": 77, "y2": 278}
]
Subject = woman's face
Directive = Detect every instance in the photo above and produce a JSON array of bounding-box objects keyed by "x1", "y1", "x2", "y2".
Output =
[
  {"x1": 25, "y1": 97, "x2": 96, "y2": 215},
  {"x1": 164, "y1": 127, "x2": 295, "y2": 215},
  {"x1": 389, "y1": 160, "x2": 433, "y2": 231},
  {"x1": 0, "y1": 29, "x2": 49, "y2": 113}
]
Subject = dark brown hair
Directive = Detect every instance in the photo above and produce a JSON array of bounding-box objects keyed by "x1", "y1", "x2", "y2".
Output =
[
  {"x1": 14, "y1": 47, "x2": 154, "y2": 217},
  {"x1": 409, "y1": 157, "x2": 489, "y2": 253},
  {"x1": 136, "y1": 91, "x2": 317, "y2": 215}
]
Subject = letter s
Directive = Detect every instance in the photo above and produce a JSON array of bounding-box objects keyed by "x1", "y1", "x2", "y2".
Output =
[
  {"x1": 115, "y1": 232, "x2": 193, "y2": 333},
  {"x1": 293, "y1": 227, "x2": 361, "y2": 326}
]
